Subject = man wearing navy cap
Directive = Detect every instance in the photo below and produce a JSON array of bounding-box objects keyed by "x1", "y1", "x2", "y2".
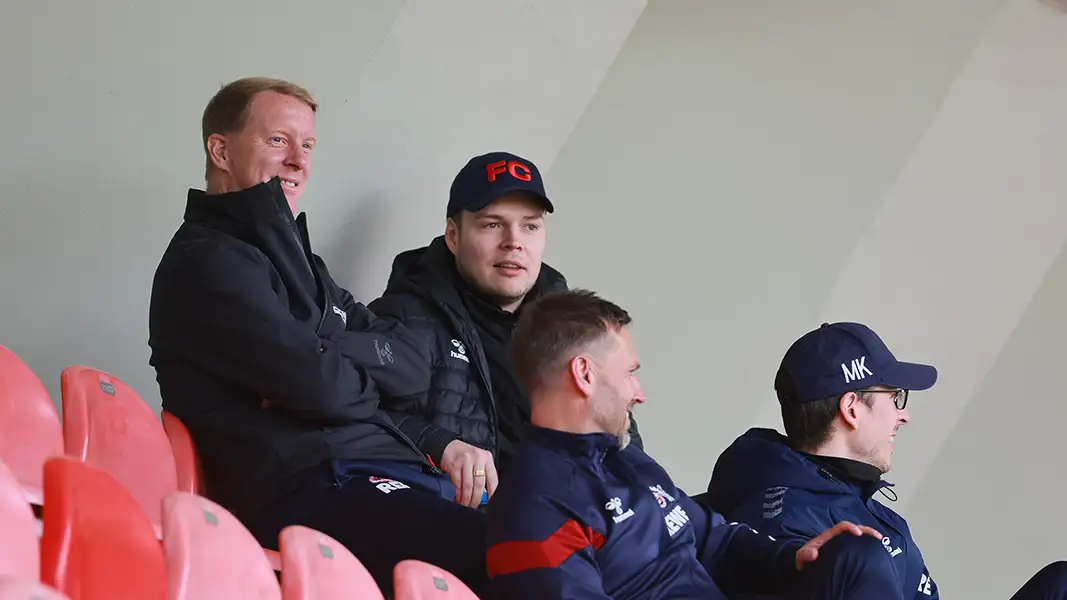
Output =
[
  {"x1": 705, "y1": 322, "x2": 1067, "y2": 599},
  {"x1": 370, "y1": 152, "x2": 643, "y2": 510}
]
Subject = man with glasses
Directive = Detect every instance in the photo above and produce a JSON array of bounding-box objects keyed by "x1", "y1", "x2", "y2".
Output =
[{"x1": 705, "y1": 322, "x2": 1067, "y2": 599}]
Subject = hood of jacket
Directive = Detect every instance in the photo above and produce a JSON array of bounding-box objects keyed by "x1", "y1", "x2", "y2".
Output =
[
  {"x1": 381, "y1": 235, "x2": 567, "y2": 315},
  {"x1": 707, "y1": 427, "x2": 891, "y2": 516}
]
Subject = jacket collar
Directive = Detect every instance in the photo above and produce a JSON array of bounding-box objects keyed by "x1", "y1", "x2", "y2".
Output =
[
  {"x1": 384, "y1": 235, "x2": 568, "y2": 314},
  {"x1": 184, "y1": 177, "x2": 294, "y2": 228},
  {"x1": 526, "y1": 425, "x2": 621, "y2": 458},
  {"x1": 800, "y1": 452, "x2": 892, "y2": 499}
]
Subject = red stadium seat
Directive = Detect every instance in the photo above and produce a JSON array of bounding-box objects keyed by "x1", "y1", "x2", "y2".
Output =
[
  {"x1": 0, "y1": 345, "x2": 63, "y2": 505},
  {"x1": 61, "y1": 366, "x2": 178, "y2": 527},
  {"x1": 0, "y1": 458, "x2": 38, "y2": 580},
  {"x1": 393, "y1": 560, "x2": 480, "y2": 600},
  {"x1": 161, "y1": 492, "x2": 281, "y2": 600},
  {"x1": 279, "y1": 525, "x2": 384, "y2": 600},
  {"x1": 40, "y1": 456, "x2": 166, "y2": 600},
  {"x1": 160, "y1": 410, "x2": 203, "y2": 496}
]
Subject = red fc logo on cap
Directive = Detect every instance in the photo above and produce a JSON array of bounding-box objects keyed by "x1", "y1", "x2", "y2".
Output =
[{"x1": 486, "y1": 160, "x2": 532, "y2": 183}]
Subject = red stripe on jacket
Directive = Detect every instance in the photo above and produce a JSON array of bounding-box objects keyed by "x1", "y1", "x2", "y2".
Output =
[{"x1": 487, "y1": 520, "x2": 606, "y2": 577}]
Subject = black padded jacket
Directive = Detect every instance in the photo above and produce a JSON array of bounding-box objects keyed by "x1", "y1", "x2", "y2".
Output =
[{"x1": 367, "y1": 236, "x2": 643, "y2": 474}]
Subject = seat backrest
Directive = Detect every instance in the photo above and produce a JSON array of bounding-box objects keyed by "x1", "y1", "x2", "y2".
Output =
[
  {"x1": 278, "y1": 525, "x2": 383, "y2": 600},
  {"x1": 393, "y1": 560, "x2": 479, "y2": 600},
  {"x1": 60, "y1": 366, "x2": 178, "y2": 523},
  {"x1": 40, "y1": 456, "x2": 166, "y2": 600},
  {"x1": 159, "y1": 411, "x2": 202, "y2": 495},
  {"x1": 0, "y1": 459, "x2": 38, "y2": 580},
  {"x1": 0, "y1": 345, "x2": 63, "y2": 503},
  {"x1": 0, "y1": 578, "x2": 71, "y2": 600},
  {"x1": 162, "y1": 492, "x2": 281, "y2": 600}
]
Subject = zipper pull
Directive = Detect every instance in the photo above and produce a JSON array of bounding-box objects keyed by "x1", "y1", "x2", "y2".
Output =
[{"x1": 423, "y1": 453, "x2": 444, "y2": 476}]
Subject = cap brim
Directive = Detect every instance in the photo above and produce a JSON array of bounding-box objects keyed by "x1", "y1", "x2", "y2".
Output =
[
  {"x1": 468, "y1": 186, "x2": 554, "y2": 214},
  {"x1": 882, "y1": 361, "x2": 938, "y2": 391}
]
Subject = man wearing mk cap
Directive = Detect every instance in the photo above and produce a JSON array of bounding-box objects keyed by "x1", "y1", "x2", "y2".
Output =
[
  {"x1": 705, "y1": 322, "x2": 1067, "y2": 599},
  {"x1": 370, "y1": 151, "x2": 642, "y2": 509}
]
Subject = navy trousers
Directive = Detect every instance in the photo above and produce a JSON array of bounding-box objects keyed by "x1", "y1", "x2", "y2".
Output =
[{"x1": 246, "y1": 459, "x2": 488, "y2": 598}]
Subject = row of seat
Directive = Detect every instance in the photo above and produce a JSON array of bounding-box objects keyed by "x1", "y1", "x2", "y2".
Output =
[
  {"x1": 0, "y1": 453, "x2": 470, "y2": 599},
  {"x1": 0, "y1": 344, "x2": 479, "y2": 599}
]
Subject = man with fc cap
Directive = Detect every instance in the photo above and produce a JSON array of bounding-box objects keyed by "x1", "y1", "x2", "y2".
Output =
[
  {"x1": 705, "y1": 322, "x2": 1067, "y2": 599},
  {"x1": 370, "y1": 151, "x2": 643, "y2": 509}
]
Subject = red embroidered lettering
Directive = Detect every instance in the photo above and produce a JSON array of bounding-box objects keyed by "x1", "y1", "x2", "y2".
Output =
[
  {"x1": 486, "y1": 160, "x2": 508, "y2": 182},
  {"x1": 508, "y1": 162, "x2": 532, "y2": 181}
]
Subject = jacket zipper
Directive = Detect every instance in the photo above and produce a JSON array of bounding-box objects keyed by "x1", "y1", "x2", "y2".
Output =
[
  {"x1": 286, "y1": 207, "x2": 438, "y2": 474},
  {"x1": 461, "y1": 320, "x2": 500, "y2": 459},
  {"x1": 426, "y1": 293, "x2": 501, "y2": 459}
]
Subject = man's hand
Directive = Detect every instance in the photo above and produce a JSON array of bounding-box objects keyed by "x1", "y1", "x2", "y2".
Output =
[
  {"x1": 440, "y1": 440, "x2": 498, "y2": 508},
  {"x1": 795, "y1": 521, "x2": 883, "y2": 570}
]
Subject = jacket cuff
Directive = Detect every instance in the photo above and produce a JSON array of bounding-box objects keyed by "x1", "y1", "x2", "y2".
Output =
[{"x1": 421, "y1": 427, "x2": 462, "y2": 466}]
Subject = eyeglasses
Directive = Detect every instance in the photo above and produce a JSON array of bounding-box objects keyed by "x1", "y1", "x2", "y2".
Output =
[{"x1": 859, "y1": 387, "x2": 908, "y2": 410}]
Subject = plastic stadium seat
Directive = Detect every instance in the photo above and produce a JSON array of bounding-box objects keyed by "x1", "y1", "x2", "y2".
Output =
[
  {"x1": 40, "y1": 456, "x2": 166, "y2": 600},
  {"x1": 0, "y1": 345, "x2": 63, "y2": 505},
  {"x1": 0, "y1": 578, "x2": 70, "y2": 600},
  {"x1": 279, "y1": 525, "x2": 384, "y2": 600},
  {"x1": 393, "y1": 560, "x2": 479, "y2": 600},
  {"x1": 61, "y1": 366, "x2": 178, "y2": 525},
  {"x1": 162, "y1": 492, "x2": 281, "y2": 600},
  {"x1": 0, "y1": 459, "x2": 38, "y2": 580},
  {"x1": 160, "y1": 411, "x2": 203, "y2": 496},
  {"x1": 159, "y1": 410, "x2": 282, "y2": 572}
]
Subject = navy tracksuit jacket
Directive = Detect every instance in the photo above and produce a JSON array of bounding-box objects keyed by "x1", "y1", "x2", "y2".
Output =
[
  {"x1": 485, "y1": 426, "x2": 802, "y2": 600},
  {"x1": 707, "y1": 428, "x2": 938, "y2": 600}
]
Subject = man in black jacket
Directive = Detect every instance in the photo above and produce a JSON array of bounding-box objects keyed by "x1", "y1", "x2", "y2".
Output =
[
  {"x1": 368, "y1": 151, "x2": 642, "y2": 510},
  {"x1": 148, "y1": 77, "x2": 487, "y2": 596}
]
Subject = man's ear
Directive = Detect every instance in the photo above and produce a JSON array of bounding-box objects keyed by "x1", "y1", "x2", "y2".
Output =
[
  {"x1": 569, "y1": 355, "x2": 597, "y2": 398},
  {"x1": 445, "y1": 217, "x2": 460, "y2": 254},
  {"x1": 838, "y1": 392, "x2": 862, "y2": 430},
  {"x1": 205, "y1": 133, "x2": 230, "y2": 174}
]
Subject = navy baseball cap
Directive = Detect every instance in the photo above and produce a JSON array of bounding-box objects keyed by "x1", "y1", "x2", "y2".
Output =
[
  {"x1": 775, "y1": 322, "x2": 938, "y2": 405},
  {"x1": 446, "y1": 151, "x2": 554, "y2": 218}
]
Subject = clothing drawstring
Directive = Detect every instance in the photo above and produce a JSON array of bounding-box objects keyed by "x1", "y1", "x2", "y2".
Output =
[{"x1": 878, "y1": 486, "x2": 899, "y2": 502}]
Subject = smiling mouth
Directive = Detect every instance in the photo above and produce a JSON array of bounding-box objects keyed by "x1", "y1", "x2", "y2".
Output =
[
  {"x1": 494, "y1": 262, "x2": 524, "y2": 270},
  {"x1": 280, "y1": 179, "x2": 299, "y2": 189}
]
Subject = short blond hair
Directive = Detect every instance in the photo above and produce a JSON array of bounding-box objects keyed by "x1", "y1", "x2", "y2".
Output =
[{"x1": 201, "y1": 77, "x2": 318, "y2": 179}]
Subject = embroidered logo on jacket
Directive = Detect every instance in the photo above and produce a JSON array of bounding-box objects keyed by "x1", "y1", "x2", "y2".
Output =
[
  {"x1": 882, "y1": 535, "x2": 903, "y2": 557},
  {"x1": 375, "y1": 339, "x2": 394, "y2": 364},
  {"x1": 763, "y1": 486, "x2": 787, "y2": 518},
  {"x1": 605, "y1": 497, "x2": 635, "y2": 523},
  {"x1": 450, "y1": 339, "x2": 470, "y2": 363},
  {"x1": 332, "y1": 304, "x2": 347, "y2": 326},
  {"x1": 664, "y1": 505, "x2": 690, "y2": 536},
  {"x1": 649, "y1": 484, "x2": 675, "y2": 508}
]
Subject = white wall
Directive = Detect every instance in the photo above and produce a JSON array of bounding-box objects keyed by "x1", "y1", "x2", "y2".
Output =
[{"x1": 3, "y1": 0, "x2": 1066, "y2": 597}]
